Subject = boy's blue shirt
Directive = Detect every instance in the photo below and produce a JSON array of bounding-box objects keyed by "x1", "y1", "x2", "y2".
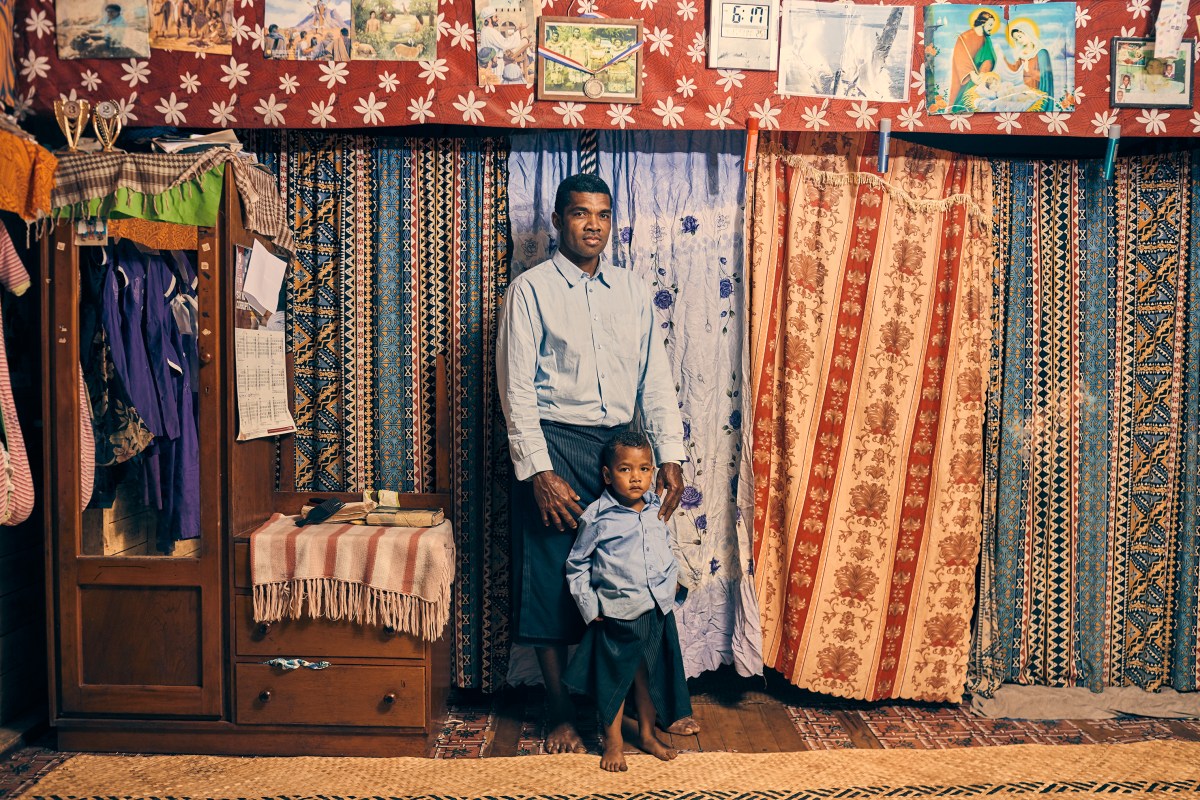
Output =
[{"x1": 565, "y1": 488, "x2": 679, "y2": 623}]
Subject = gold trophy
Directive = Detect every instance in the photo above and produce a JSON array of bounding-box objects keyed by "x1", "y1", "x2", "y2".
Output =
[
  {"x1": 92, "y1": 101, "x2": 122, "y2": 152},
  {"x1": 53, "y1": 99, "x2": 91, "y2": 152}
]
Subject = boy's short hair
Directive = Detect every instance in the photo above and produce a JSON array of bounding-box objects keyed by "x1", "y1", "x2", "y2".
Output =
[
  {"x1": 602, "y1": 429, "x2": 652, "y2": 470},
  {"x1": 554, "y1": 173, "x2": 612, "y2": 218}
]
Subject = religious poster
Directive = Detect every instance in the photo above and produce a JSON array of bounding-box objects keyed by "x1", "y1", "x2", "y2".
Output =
[
  {"x1": 924, "y1": 3, "x2": 1077, "y2": 115},
  {"x1": 56, "y1": 0, "x2": 151, "y2": 58},
  {"x1": 263, "y1": 0, "x2": 353, "y2": 60},
  {"x1": 350, "y1": 0, "x2": 434, "y2": 61},
  {"x1": 778, "y1": 1, "x2": 914, "y2": 102},
  {"x1": 475, "y1": 0, "x2": 535, "y2": 87},
  {"x1": 150, "y1": 0, "x2": 232, "y2": 55}
]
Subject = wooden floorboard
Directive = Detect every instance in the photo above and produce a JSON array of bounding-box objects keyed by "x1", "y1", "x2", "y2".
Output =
[
  {"x1": 757, "y1": 701, "x2": 808, "y2": 752},
  {"x1": 834, "y1": 710, "x2": 884, "y2": 749},
  {"x1": 487, "y1": 688, "x2": 528, "y2": 757}
]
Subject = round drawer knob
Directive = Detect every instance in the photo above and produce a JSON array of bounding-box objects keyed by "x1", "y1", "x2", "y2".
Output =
[
  {"x1": 256, "y1": 622, "x2": 271, "y2": 637},
  {"x1": 199, "y1": 351, "x2": 213, "y2": 364},
  {"x1": 258, "y1": 690, "x2": 272, "y2": 703},
  {"x1": 383, "y1": 692, "x2": 396, "y2": 705}
]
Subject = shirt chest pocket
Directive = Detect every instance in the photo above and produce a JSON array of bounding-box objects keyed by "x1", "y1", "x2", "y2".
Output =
[{"x1": 595, "y1": 310, "x2": 643, "y2": 368}]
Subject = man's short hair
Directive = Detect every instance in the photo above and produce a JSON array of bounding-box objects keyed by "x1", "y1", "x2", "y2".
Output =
[
  {"x1": 105, "y1": 3, "x2": 121, "y2": 13},
  {"x1": 971, "y1": 10, "x2": 994, "y2": 27},
  {"x1": 554, "y1": 173, "x2": 612, "y2": 218},
  {"x1": 268, "y1": 23, "x2": 278, "y2": 32},
  {"x1": 602, "y1": 429, "x2": 652, "y2": 470},
  {"x1": 340, "y1": 27, "x2": 348, "y2": 35}
]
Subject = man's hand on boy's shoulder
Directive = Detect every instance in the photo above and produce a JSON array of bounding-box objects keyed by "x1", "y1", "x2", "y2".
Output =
[
  {"x1": 656, "y1": 462, "x2": 684, "y2": 521},
  {"x1": 532, "y1": 470, "x2": 585, "y2": 530}
]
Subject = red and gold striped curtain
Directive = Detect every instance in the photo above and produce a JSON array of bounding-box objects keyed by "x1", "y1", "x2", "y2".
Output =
[{"x1": 745, "y1": 133, "x2": 993, "y2": 702}]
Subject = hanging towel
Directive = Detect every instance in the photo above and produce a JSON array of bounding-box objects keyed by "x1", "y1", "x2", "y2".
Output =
[{"x1": 0, "y1": 225, "x2": 34, "y2": 525}]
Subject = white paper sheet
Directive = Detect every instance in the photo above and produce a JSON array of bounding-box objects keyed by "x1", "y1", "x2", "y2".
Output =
[
  {"x1": 234, "y1": 327, "x2": 296, "y2": 440},
  {"x1": 243, "y1": 239, "x2": 287, "y2": 319}
]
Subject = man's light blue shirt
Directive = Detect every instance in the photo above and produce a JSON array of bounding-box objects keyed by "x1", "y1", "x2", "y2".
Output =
[
  {"x1": 496, "y1": 251, "x2": 686, "y2": 480},
  {"x1": 565, "y1": 490, "x2": 679, "y2": 623}
]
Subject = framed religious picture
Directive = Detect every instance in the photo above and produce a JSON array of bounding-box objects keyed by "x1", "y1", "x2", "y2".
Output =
[
  {"x1": 1111, "y1": 37, "x2": 1195, "y2": 108},
  {"x1": 536, "y1": 16, "x2": 644, "y2": 103}
]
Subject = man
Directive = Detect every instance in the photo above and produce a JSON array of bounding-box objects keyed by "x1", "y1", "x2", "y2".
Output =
[
  {"x1": 265, "y1": 22, "x2": 286, "y2": 56},
  {"x1": 331, "y1": 26, "x2": 352, "y2": 60},
  {"x1": 497, "y1": 174, "x2": 699, "y2": 754},
  {"x1": 948, "y1": 9, "x2": 998, "y2": 113}
]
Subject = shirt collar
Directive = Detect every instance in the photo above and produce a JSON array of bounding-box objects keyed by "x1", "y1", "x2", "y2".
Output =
[
  {"x1": 596, "y1": 487, "x2": 660, "y2": 514},
  {"x1": 552, "y1": 249, "x2": 612, "y2": 288}
]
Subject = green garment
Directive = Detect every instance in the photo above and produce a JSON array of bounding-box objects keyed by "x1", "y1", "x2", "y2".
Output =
[{"x1": 55, "y1": 166, "x2": 224, "y2": 227}]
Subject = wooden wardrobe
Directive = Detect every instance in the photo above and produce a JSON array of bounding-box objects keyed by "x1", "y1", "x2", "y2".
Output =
[{"x1": 41, "y1": 171, "x2": 451, "y2": 756}]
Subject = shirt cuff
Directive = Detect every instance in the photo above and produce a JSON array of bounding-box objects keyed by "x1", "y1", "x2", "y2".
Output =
[
  {"x1": 575, "y1": 594, "x2": 599, "y2": 623},
  {"x1": 512, "y1": 449, "x2": 554, "y2": 481},
  {"x1": 653, "y1": 444, "x2": 687, "y2": 466}
]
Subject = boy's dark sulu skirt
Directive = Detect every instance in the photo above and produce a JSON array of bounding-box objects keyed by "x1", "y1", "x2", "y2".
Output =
[
  {"x1": 562, "y1": 607, "x2": 692, "y2": 728},
  {"x1": 510, "y1": 421, "x2": 626, "y2": 646}
]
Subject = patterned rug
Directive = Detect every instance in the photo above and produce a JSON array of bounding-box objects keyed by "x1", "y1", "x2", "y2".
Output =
[{"x1": 16, "y1": 741, "x2": 1200, "y2": 800}]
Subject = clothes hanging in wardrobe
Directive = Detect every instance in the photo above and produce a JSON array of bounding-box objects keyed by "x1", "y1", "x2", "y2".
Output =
[{"x1": 0, "y1": 223, "x2": 34, "y2": 525}]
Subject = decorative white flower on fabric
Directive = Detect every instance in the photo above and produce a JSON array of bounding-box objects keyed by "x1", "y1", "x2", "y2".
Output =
[
  {"x1": 576, "y1": 0, "x2": 596, "y2": 14},
  {"x1": 1072, "y1": 85, "x2": 1086, "y2": 103},
  {"x1": 193, "y1": 49, "x2": 207, "y2": 59},
  {"x1": 278, "y1": 73, "x2": 300, "y2": 94},
  {"x1": 115, "y1": 93, "x2": 139, "y2": 123},
  {"x1": 846, "y1": 99, "x2": 876, "y2": 129},
  {"x1": 676, "y1": 0, "x2": 697, "y2": 21},
  {"x1": 408, "y1": 89, "x2": 436, "y2": 123},
  {"x1": 239, "y1": 0, "x2": 253, "y2": 8},
  {"x1": 249, "y1": 24, "x2": 268, "y2": 51},
  {"x1": 652, "y1": 96, "x2": 685, "y2": 127},
  {"x1": 419, "y1": 58, "x2": 449, "y2": 83},
  {"x1": 801, "y1": 102, "x2": 829, "y2": 130},
  {"x1": 1078, "y1": 36, "x2": 1107, "y2": 71},
  {"x1": 155, "y1": 92, "x2": 189, "y2": 125},
  {"x1": 897, "y1": 105, "x2": 922, "y2": 130},
  {"x1": 1126, "y1": 0, "x2": 1149, "y2": 19},
  {"x1": 715, "y1": 68, "x2": 744, "y2": 92},
  {"x1": 750, "y1": 97, "x2": 781, "y2": 129},
  {"x1": 453, "y1": 90, "x2": 485, "y2": 123},
  {"x1": 945, "y1": 113, "x2": 971, "y2": 131},
  {"x1": 353, "y1": 92, "x2": 387, "y2": 124},
  {"x1": 221, "y1": 58, "x2": 249, "y2": 90},
  {"x1": 687, "y1": 31, "x2": 706, "y2": 63},
  {"x1": 319, "y1": 61, "x2": 349, "y2": 88},
  {"x1": 81, "y1": 70, "x2": 102, "y2": 91},
  {"x1": 58, "y1": 88, "x2": 79, "y2": 103},
  {"x1": 607, "y1": 104, "x2": 635, "y2": 128},
  {"x1": 552, "y1": 101, "x2": 585, "y2": 127},
  {"x1": 229, "y1": 15, "x2": 251, "y2": 44},
  {"x1": 1119, "y1": 26, "x2": 1137, "y2": 38},
  {"x1": 378, "y1": 71, "x2": 400, "y2": 92},
  {"x1": 210, "y1": 95, "x2": 237, "y2": 126},
  {"x1": 540, "y1": 0, "x2": 554, "y2": 11},
  {"x1": 19, "y1": 53, "x2": 50, "y2": 82},
  {"x1": 910, "y1": 69, "x2": 925, "y2": 96},
  {"x1": 647, "y1": 26, "x2": 674, "y2": 55},
  {"x1": 254, "y1": 93, "x2": 287, "y2": 126},
  {"x1": 507, "y1": 95, "x2": 535, "y2": 127},
  {"x1": 436, "y1": 12, "x2": 451, "y2": 38},
  {"x1": 120, "y1": 58, "x2": 150, "y2": 87},
  {"x1": 308, "y1": 94, "x2": 337, "y2": 127},
  {"x1": 1091, "y1": 109, "x2": 1118, "y2": 135},
  {"x1": 1075, "y1": 6, "x2": 1090, "y2": 27},
  {"x1": 449, "y1": 20, "x2": 474, "y2": 49},
  {"x1": 12, "y1": 89, "x2": 35, "y2": 121},
  {"x1": 636, "y1": 0, "x2": 657, "y2": 10},
  {"x1": 1136, "y1": 108, "x2": 1168, "y2": 135},
  {"x1": 994, "y1": 111, "x2": 1022, "y2": 133},
  {"x1": 705, "y1": 97, "x2": 734, "y2": 129},
  {"x1": 1039, "y1": 111, "x2": 1069, "y2": 134},
  {"x1": 1192, "y1": 111, "x2": 1200, "y2": 134},
  {"x1": 676, "y1": 76, "x2": 696, "y2": 98},
  {"x1": 25, "y1": 9, "x2": 53, "y2": 38}
]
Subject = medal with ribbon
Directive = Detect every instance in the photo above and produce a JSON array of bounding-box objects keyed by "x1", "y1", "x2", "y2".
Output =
[{"x1": 538, "y1": 37, "x2": 644, "y2": 98}]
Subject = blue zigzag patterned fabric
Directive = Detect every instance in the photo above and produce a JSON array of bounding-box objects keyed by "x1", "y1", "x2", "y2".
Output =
[{"x1": 970, "y1": 150, "x2": 1200, "y2": 695}]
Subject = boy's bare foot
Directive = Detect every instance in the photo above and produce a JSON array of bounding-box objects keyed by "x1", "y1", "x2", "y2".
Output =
[
  {"x1": 600, "y1": 738, "x2": 628, "y2": 771},
  {"x1": 663, "y1": 716, "x2": 700, "y2": 735},
  {"x1": 631, "y1": 726, "x2": 678, "y2": 761}
]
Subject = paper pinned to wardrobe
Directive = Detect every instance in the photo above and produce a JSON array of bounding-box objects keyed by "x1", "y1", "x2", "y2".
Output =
[
  {"x1": 242, "y1": 239, "x2": 287, "y2": 320},
  {"x1": 234, "y1": 327, "x2": 297, "y2": 440}
]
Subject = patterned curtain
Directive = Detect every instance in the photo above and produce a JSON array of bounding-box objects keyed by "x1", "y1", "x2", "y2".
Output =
[
  {"x1": 745, "y1": 133, "x2": 993, "y2": 702},
  {"x1": 250, "y1": 131, "x2": 513, "y2": 691},
  {"x1": 969, "y1": 151, "x2": 1200, "y2": 696},
  {"x1": 507, "y1": 130, "x2": 760, "y2": 680}
]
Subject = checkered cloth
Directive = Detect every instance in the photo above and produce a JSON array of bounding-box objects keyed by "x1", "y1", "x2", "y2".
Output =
[{"x1": 51, "y1": 151, "x2": 294, "y2": 254}]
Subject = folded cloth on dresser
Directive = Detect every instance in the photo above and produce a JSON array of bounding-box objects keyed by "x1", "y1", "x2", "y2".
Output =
[{"x1": 249, "y1": 512, "x2": 455, "y2": 642}]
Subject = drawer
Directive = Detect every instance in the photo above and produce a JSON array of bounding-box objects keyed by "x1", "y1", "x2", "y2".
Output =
[
  {"x1": 235, "y1": 595, "x2": 424, "y2": 659},
  {"x1": 236, "y1": 663, "x2": 426, "y2": 727}
]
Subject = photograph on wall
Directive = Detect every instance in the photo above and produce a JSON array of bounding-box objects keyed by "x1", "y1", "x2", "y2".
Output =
[
  {"x1": 475, "y1": 0, "x2": 536, "y2": 87},
  {"x1": 350, "y1": 0, "x2": 434, "y2": 60},
  {"x1": 537, "y1": 16, "x2": 643, "y2": 103},
  {"x1": 777, "y1": 1, "x2": 914, "y2": 102},
  {"x1": 1111, "y1": 37, "x2": 1194, "y2": 108},
  {"x1": 263, "y1": 0, "x2": 353, "y2": 60},
  {"x1": 924, "y1": 2, "x2": 1076, "y2": 115},
  {"x1": 56, "y1": 0, "x2": 151, "y2": 58},
  {"x1": 150, "y1": 0, "x2": 233, "y2": 55}
]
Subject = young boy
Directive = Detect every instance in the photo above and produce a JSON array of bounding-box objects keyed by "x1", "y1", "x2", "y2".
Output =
[{"x1": 562, "y1": 429, "x2": 692, "y2": 772}]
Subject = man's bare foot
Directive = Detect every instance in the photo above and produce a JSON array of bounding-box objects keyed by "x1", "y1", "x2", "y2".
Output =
[
  {"x1": 662, "y1": 716, "x2": 701, "y2": 736},
  {"x1": 544, "y1": 720, "x2": 587, "y2": 754},
  {"x1": 631, "y1": 726, "x2": 678, "y2": 761},
  {"x1": 600, "y1": 738, "x2": 628, "y2": 771}
]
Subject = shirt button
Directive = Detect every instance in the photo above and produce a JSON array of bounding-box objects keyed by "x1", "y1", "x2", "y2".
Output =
[{"x1": 598, "y1": 344, "x2": 603, "y2": 350}]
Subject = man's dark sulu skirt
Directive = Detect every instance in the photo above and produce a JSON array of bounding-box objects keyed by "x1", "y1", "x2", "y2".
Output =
[
  {"x1": 511, "y1": 421, "x2": 624, "y2": 646},
  {"x1": 563, "y1": 607, "x2": 693, "y2": 728}
]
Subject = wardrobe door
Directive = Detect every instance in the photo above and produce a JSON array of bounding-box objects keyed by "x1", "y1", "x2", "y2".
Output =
[{"x1": 44, "y1": 211, "x2": 226, "y2": 719}]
